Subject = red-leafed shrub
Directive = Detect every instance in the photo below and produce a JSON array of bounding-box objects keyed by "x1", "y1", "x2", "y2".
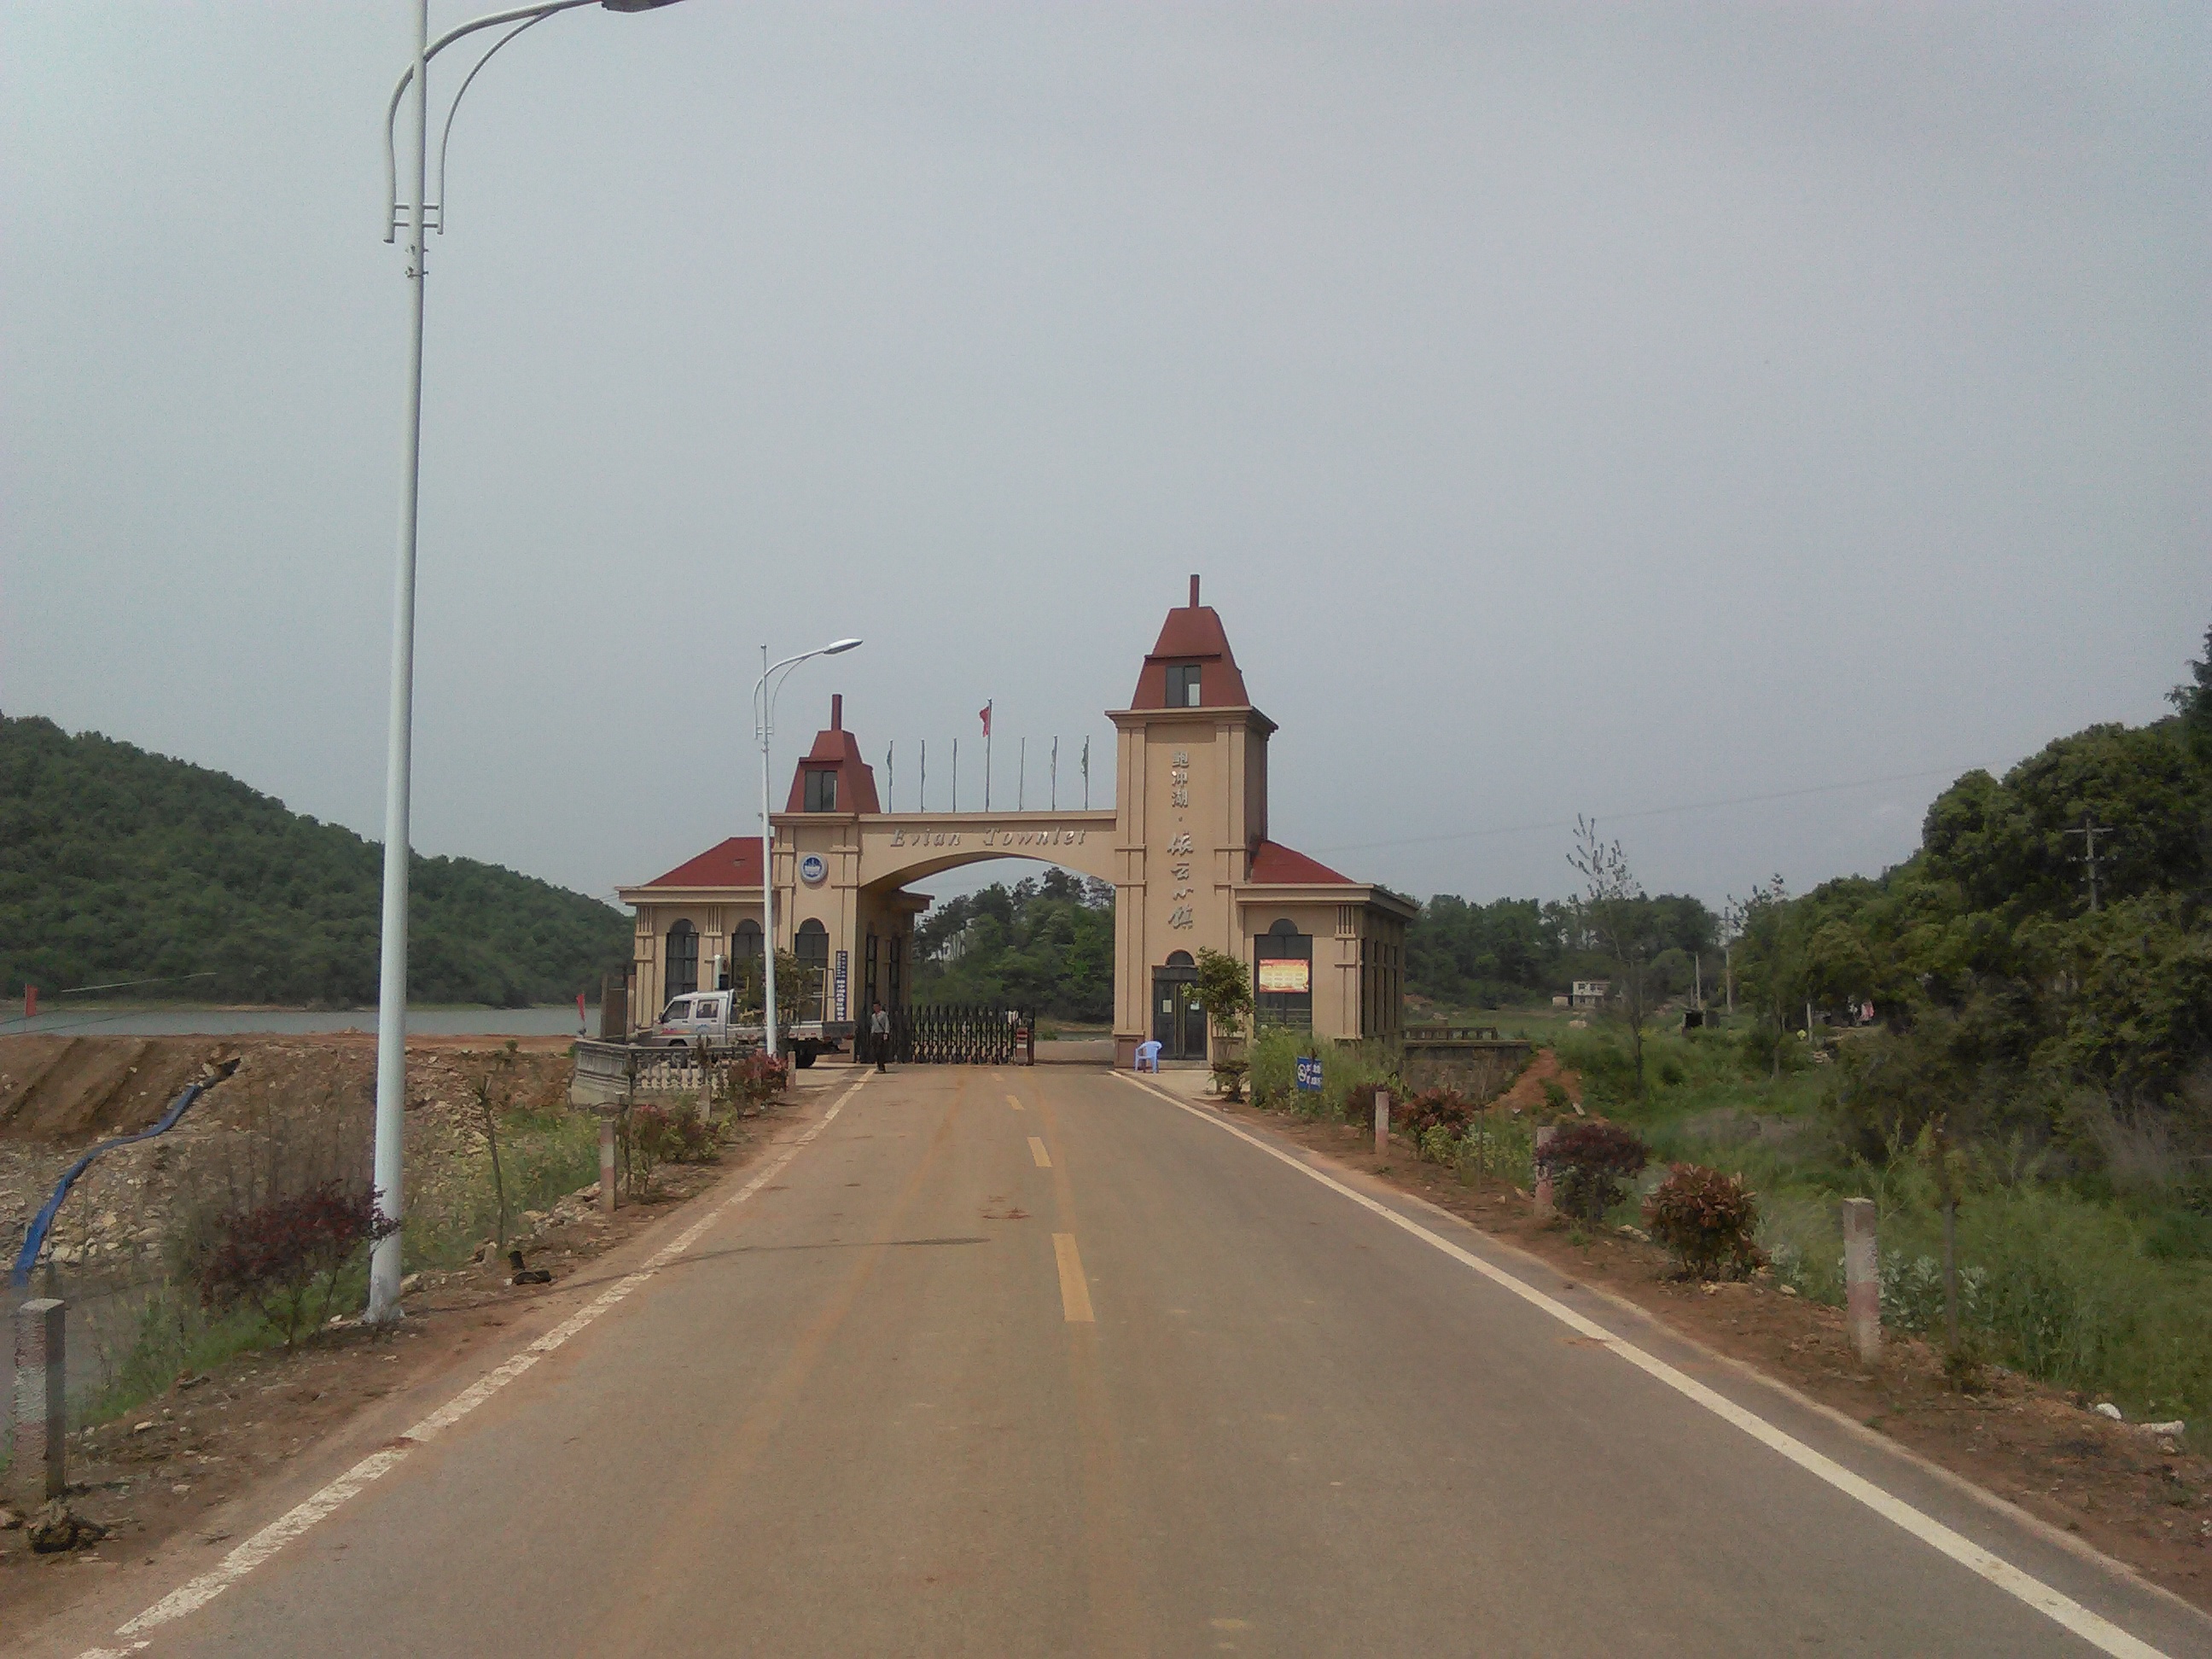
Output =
[
  {"x1": 735, "y1": 1051, "x2": 790, "y2": 1109},
  {"x1": 1535, "y1": 1120, "x2": 1649, "y2": 1220},
  {"x1": 1399, "y1": 1086, "x2": 1475, "y2": 1138},
  {"x1": 196, "y1": 1182, "x2": 399, "y2": 1349},
  {"x1": 1342, "y1": 1078, "x2": 1406, "y2": 1128},
  {"x1": 1644, "y1": 1162, "x2": 1766, "y2": 1280},
  {"x1": 665, "y1": 1105, "x2": 719, "y2": 1164}
]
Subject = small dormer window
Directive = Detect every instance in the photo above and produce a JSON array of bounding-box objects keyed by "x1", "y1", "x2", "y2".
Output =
[
  {"x1": 1167, "y1": 663, "x2": 1202, "y2": 707},
  {"x1": 804, "y1": 769, "x2": 838, "y2": 812}
]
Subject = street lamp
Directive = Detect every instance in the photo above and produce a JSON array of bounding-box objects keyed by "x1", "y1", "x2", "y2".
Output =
[
  {"x1": 755, "y1": 639, "x2": 863, "y2": 1061},
  {"x1": 368, "y1": 0, "x2": 689, "y2": 1326}
]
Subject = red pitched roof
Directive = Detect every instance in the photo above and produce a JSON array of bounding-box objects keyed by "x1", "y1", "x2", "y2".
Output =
[
  {"x1": 1128, "y1": 578, "x2": 1252, "y2": 709},
  {"x1": 642, "y1": 836, "x2": 764, "y2": 889},
  {"x1": 1247, "y1": 839, "x2": 1352, "y2": 885},
  {"x1": 783, "y1": 696, "x2": 883, "y2": 814}
]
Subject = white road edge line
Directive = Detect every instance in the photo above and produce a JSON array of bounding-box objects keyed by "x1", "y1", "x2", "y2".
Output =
[
  {"x1": 91, "y1": 1071, "x2": 876, "y2": 1652},
  {"x1": 1115, "y1": 1072, "x2": 2168, "y2": 1659}
]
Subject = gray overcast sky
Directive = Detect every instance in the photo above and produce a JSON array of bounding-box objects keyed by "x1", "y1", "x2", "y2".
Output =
[{"x1": 3, "y1": 3, "x2": 2206, "y2": 913}]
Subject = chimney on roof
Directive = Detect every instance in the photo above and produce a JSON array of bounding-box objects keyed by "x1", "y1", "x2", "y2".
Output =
[
  {"x1": 830, "y1": 694, "x2": 842, "y2": 731},
  {"x1": 1189, "y1": 573, "x2": 1201, "y2": 608}
]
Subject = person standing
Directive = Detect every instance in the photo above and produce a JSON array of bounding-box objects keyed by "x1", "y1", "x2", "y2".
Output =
[{"x1": 870, "y1": 1001, "x2": 891, "y2": 1072}]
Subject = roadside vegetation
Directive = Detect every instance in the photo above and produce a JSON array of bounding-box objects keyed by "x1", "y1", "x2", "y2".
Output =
[
  {"x1": 1236, "y1": 622, "x2": 2212, "y2": 1429},
  {"x1": 9, "y1": 1045, "x2": 792, "y2": 1447},
  {"x1": 0, "y1": 713, "x2": 630, "y2": 1006}
]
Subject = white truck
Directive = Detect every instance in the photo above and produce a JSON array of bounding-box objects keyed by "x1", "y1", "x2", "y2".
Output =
[{"x1": 644, "y1": 990, "x2": 848, "y2": 1068}]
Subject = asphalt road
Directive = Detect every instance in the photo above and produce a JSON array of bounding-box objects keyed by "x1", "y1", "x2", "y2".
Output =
[{"x1": 31, "y1": 1065, "x2": 2209, "y2": 1656}]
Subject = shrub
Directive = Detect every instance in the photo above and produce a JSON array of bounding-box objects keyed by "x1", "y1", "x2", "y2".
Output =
[
  {"x1": 623, "y1": 1103, "x2": 673, "y2": 1196},
  {"x1": 734, "y1": 1051, "x2": 790, "y2": 1109},
  {"x1": 1644, "y1": 1163, "x2": 1766, "y2": 1280},
  {"x1": 1537, "y1": 1120, "x2": 1649, "y2": 1220},
  {"x1": 1342, "y1": 1076, "x2": 1406, "y2": 1128},
  {"x1": 1399, "y1": 1086, "x2": 1474, "y2": 1139},
  {"x1": 195, "y1": 1182, "x2": 399, "y2": 1350},
  {"x1": 1245, "y1": 1027, "x2": 1303, "y2": 1109},
  {"x1": 1417, "y1": 1124, "x2": 1460, "y2": 1164},
  {"x1": 663, "y1": 1103, "x2": 719, "y2": 1164}
]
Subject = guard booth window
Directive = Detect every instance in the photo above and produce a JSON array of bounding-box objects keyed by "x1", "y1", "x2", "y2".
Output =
[
  {"x1": 1254, "y1": 917, "x2": 1313, "y2": 1028},
  {"x1": 795, "y1": 919, "x2": 830, "y2": 1022},
  {"x1": 1167, "y1": 664, "x2": 1202, "y2": 707},
  {"x1": 665, "y1": 920, "x2": 699, "y2": 1001},
  {"x1": 803, "y1": 769, "x2": 838, "y2": 812}
]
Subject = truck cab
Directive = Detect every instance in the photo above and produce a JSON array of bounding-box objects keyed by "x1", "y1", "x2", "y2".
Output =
[{"x1": 646, "y1": 991, "x2": 846, "y2": 1067}]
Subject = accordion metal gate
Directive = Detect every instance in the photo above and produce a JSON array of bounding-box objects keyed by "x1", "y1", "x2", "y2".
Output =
[{"x1": 880, "y1": 1004, "x2": 1035, "y2": 1065}]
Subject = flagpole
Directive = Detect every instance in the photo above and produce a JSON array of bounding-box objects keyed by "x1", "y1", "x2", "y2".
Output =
[
  {"x1": 983, "y1": 701, "x2": 992, "y2": 812},
  {"x1": 1018, "y1": 736, "x2": 1026, "y2": 811},
  {"x1": 920, "y1": 740, "x2": 926, "y2": 812},
  {"x1": 952, "y1": 738, "x2": 958, "y2": 812},
  {"x1": 1051, "y1": 737, "x2": 1058, "y2": 811}
]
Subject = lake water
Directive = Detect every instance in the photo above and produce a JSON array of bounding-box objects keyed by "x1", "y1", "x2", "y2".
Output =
[{"x1": 1, "y1": 1005, "x2": 599, "y2": 1039}]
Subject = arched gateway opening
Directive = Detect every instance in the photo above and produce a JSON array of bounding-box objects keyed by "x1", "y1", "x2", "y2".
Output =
[{"x1": 616, "y1": 579, "x2": 1415, "y2": 1065}]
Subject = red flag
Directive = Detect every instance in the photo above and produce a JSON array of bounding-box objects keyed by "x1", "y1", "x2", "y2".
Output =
[{"x1": 979, "y1": 702, "x2": 992, "y2": 736}]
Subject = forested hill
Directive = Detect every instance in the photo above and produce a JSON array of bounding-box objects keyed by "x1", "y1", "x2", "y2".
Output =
[{"x1": 0, "y1": 713, "x2": 630, "y2": 1006}]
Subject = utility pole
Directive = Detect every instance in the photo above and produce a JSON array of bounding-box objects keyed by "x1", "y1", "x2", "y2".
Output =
[{"x1": 2064, "y1": 815, "x2": 2113, "y2": 914}]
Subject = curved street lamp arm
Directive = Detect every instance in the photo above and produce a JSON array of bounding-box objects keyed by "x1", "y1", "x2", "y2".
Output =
[
  {"x1": 385, "y1": 0, "x2": 600, "y2": 241},
  {"x1": 436, "y1": 13, "x2": 554, "y2": 232}
]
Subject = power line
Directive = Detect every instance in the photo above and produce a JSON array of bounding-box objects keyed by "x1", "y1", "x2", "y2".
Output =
[
  {"x1": 44, "y1": 972, "x2": 218, "y2": 997},
  {"x1": 1310, "y1": 765, "x2": 1964, "y2": 857}
]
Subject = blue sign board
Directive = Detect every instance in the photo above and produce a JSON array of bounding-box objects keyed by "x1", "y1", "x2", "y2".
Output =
[{"x1": 1295, "y1": 1056, "x2": 1323, "y2": 1093}]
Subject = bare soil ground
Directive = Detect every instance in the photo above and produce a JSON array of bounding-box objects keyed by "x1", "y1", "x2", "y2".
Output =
[
  {"x1": 1219, "y1": 1092, "x2": 2212, "y2": 1614},
  {"x1": 0, "y1": 1077, "x2": 816, "y2": 1627}
]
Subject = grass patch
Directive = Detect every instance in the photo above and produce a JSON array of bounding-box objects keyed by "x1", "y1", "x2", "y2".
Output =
[{"x1": 1528, "y1": 1016, "x2": 2212, "y2": 1423}]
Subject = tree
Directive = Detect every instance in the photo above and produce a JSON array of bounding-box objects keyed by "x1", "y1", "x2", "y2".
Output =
[
  {"x1": 1193, "y1": 946, "x2": 1255, "y2": 1042},
  {"x1": 2170, "y1": 620, "x2": 2212, "y2": 767},
  {"x1": 1568, "y1": 817, "x2": 1657, "y2": 1100},
  {"x1": 1732, "y1": 875, "x2": 1802, "y2": 1078}
]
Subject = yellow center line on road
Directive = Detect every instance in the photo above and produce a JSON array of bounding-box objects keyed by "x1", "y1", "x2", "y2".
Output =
[
  {"x1": 1028, "y1": 1135, "x2": 1052, "y2": 1167},
  {"x1": 1053, "y1": 1231, "x2": 1096, "y2": 1323}
]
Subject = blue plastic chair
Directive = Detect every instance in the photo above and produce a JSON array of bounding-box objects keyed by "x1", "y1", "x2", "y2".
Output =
[{"x1": 1134, "y1": 1039, "x2": 1163, "y2": 1073}]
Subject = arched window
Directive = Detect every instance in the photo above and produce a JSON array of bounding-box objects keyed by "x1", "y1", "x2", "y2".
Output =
[
  {"x1": 1166, "y1": 950, "x2": 1195, "y2": 968},
  {"x1": 795, "y1": 919, "x2": 830, "y2": 1023},
  {"x1": 666, "y1": 920, "x2": 699, "y2": 1001},
  {"x1": 731, "y1": 918, "x2": 764, "y2": 1011}
]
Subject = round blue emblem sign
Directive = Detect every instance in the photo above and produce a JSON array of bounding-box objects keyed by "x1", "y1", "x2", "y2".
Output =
[{"x1": 800, "y1": 853, "x2": 828, "y2": 886}]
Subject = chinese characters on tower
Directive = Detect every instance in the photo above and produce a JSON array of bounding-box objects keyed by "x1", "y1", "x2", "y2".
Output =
[{"x1": 1167, "y1": 750, "x2": 1194, "y2": 928}]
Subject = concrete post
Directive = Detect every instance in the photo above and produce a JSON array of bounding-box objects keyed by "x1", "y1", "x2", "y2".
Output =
[
  {"x1": 10, "y1": 1297, "x2": 66, "y2": 1506},
  {"x1": 1374, "y1": 1089, "x2": 1390, "y2": 1159},
  {"x1": 599, "y1": 1115, "x2": 619, "y2": 1215},
  {"x1": 1842, "y1": 1196, "x2": 1880, "y2": 1364},
  {"x1": 1534, "y1": 1125, "x2": 1557, "y2": 1220}
]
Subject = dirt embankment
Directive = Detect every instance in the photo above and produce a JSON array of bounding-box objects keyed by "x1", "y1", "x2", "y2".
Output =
[
  {"x1": 1, "y1": 1035, "x2": 575, "y2": 1279},
  {"x1": 0, "y1": 1038, "x2": 234, "y2": 1142}
]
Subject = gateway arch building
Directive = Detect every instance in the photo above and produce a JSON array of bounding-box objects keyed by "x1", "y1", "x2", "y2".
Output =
[{"x1": 619, "y1": 580, "x2": 1414, "y2": 1066}]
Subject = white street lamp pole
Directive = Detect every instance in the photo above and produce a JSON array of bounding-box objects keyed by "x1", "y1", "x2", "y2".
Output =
[
  {"x1": 754, "y1": 639, "x2": 863, "y2": 1062},
  {"x1": 368, "y1": 0, "x2": 689, "y2": 1326}
]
